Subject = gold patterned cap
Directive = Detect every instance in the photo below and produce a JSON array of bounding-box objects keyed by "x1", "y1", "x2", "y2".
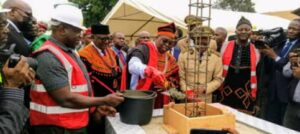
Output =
[
  {"x1": 184, "y1": 15, "x2": 203, "y2": 25},
  {"x1": 190, "y1": 25, "x2": 213, "y2": 38}
]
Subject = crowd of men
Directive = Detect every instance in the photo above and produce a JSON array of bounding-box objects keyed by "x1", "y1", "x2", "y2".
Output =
[{"x1": 0, "y1": 0, "x2": 300, "y2": 134}]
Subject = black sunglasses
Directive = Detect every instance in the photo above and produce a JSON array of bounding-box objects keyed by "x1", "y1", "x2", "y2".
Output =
[
  {"x1": 161, "y1": 37, "x2": 175, "y2": 45},
  {"x1": 95, "y1": 37, "x2": 111, "y2": 41}
]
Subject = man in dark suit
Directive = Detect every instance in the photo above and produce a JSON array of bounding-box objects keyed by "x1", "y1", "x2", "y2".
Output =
[
  {"x1": 260, "y1": 18, "x2": 300, "y2": 125},
  {"x1": 282, "y1": 51, "x2": 300, "y2": 132},
  {"x1": 2, "y1": 0, "x2": 33, "y2": 56}
]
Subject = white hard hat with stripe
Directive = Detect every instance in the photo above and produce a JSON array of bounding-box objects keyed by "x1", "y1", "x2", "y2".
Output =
[{"x1": 51, "y1": 3, "x2": 85, "y2": 30}]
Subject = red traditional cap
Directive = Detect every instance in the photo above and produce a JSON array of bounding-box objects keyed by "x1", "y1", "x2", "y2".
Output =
[
  {"x1": 84, "y1": 27, "x2": 92, "y2": 35},
  {"x1": 37, "y1": 22, "x2": 48, "y2": 30},
  {"x1": 157, "y1": 22, "x2": 176, "y2": 39}
]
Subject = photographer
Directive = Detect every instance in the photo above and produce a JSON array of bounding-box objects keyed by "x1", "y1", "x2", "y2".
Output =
[
  {"x1": 282, "y1": 51, "x2": 300, "y2": 131},
  {"x1": 0, "y1": 57, "x2": 35, "y2": 134},
  {"x1": 260, "y1": 18, "x2": 300, "y2": 125}
]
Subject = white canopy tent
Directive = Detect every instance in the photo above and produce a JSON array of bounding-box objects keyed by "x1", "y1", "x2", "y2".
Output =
[{"x1": 102, "y1": 0, "x2": 290, "y2": 43}]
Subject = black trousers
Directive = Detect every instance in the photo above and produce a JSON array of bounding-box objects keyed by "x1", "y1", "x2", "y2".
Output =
[
  {"x1": 264, "y1": 97, "x2": 287, "y2": 125},
  {"x1": 283, "y1": 102, "x2": 300, "y2": 132},
  {"x1": 87, "y1": 115, "x2": 105, "y2": 134},
  {"x1": 31, "y1": 125, "x2": 85, "y2": 134}
]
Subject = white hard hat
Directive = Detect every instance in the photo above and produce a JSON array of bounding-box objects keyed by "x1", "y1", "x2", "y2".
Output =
[
  {"x1": 0, "y1": 2, "x2": 11, "y2": 13},
  {"x1": 0, "y1": 8, "x2": 11, "y2": 13},
  {"x1": 51, "y1": 3, "x2": 85, "y2": 30}
]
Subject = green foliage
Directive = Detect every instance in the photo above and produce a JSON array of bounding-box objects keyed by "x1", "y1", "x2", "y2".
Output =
[
  {"x1": 213, "y1": 0, "x2": 256, "y2": 12},
  {"x1": 70, "y1": 0, "x2": 118, "y2": 27}
]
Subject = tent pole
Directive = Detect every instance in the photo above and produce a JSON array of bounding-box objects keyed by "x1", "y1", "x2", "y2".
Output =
[
  {"x1": 130, "y1": 16, "x2": 155, "y2": 39},
  {"x1": 110, "y1": 18, "x2": 164, "y2": 23}
]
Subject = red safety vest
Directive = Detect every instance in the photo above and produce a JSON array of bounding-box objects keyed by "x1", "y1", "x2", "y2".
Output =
[
  {"x1": 30, "y1": 40, "x2": 89, "y2": 129},
  {"x1": 222, "y1": 40, "x2": 258, "y2": 99}
]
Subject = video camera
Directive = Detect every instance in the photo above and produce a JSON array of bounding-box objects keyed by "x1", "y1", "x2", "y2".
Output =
[
  {"x1": 0, "y1": 44, "x2": 37, "y2": 70},
  {"x1": 253, "y1": 27, "x2": 286, "y2": 49}
]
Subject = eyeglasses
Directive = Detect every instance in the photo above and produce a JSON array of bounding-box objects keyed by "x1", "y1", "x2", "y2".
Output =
[
  {"x1": 192, "y1": 37, "x2": 209, "y2": 46},
  {"x1": 95, "y1": 36, "x2": 111, "y2": 41},
  {"x1": 161, "y1": 37, "x2": 175, "y2": 45}
]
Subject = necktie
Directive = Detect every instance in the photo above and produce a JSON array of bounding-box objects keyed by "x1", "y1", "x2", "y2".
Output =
[
  {"x1": 118, "y1": 51, "x2": 126, "y2": 66},
  {"x1": 280, "y1": 41, "x2": 292, "y2": 57}
]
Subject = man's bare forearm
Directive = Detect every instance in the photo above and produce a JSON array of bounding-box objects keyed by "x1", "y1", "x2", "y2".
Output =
[{"x1": 58, "y1": 93, "x2": 107, "y2": 109}]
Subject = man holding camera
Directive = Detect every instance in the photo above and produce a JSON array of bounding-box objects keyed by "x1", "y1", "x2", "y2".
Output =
[
  {"x1": 260, "y1": 18, "x2": 300, "y2": 125},
  {"x1": 0, "y1": 5, "x2": 36, "y2": 134},
  {"x1": 282, "y1": 51, "x2": 300, "y2": 131},
  {"x1": 30, "y1": 4, "x2": 123, "y2": 133},
  {"x1": 0, "y1": 57, "x2": 35, "y2": 134}
]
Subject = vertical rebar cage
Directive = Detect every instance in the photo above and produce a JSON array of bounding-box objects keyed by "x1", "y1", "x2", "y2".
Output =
[{"x1": 184, "y1": 0, "x2": 212, "y2": 118}]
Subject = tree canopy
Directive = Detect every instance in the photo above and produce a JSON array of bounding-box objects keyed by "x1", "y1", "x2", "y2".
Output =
[
  {"x1": 70, "y1": 0, "x2": 118, "y2": 27},
  {"x1": 213, "y1": 0, "x2": 256, "y2": 12}
]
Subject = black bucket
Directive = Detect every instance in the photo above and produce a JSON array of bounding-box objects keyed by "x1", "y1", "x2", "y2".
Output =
[{"x1": 119, "y1": 90, "x2": 157, "y2": 125}]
